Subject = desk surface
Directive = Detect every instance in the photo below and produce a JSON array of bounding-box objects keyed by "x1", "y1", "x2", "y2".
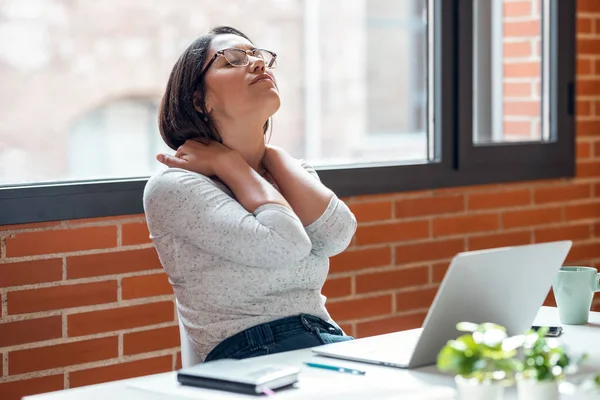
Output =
[{"x1": 24, "y1": 307, "x2": 600, "y2": 400}]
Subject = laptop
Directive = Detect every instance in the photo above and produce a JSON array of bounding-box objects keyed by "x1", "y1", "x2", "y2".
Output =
[{"x1": 313, "y1": 240, "x2": 573, "y2": 369}]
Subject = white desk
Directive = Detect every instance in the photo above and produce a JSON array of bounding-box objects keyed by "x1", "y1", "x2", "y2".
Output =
[{"x1": 24, "y1": 307, "x2": 600, "y2": 400}]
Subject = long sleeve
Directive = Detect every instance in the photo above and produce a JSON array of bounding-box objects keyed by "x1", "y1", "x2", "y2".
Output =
[
  {"x1": 300, "y1": 161, "x2": 357, "y2": 257},
  {"x1": 143, "y1": 168, "x2": 313, "y2": 268}
]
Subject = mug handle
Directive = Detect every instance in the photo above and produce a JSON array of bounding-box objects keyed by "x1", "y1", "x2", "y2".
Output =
[{"x1": 596, "y1": 273, "x2": 600, "y2": 292}]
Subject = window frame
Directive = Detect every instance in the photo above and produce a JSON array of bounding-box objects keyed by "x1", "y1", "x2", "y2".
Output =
[
  {"x1": 457, "y1": 0, "x2": 576, "y2": 177},
  {"x1": 0, "y1": 0, "x2": 576, "y2": 226}
]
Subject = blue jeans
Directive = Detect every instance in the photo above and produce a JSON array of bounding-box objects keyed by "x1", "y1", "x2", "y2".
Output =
[{"x1": 204, "y1": 314, "x2": 354, "y2": 362}]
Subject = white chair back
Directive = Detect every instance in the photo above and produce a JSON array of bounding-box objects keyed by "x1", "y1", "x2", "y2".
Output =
[{"x1": 176, "y1": 301, "x2": 203, "y2": 368}]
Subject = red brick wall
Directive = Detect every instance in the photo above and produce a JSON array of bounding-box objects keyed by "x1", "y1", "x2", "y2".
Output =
[
  {"x1": 503, "y1": 0, "x2": 542, "y2": 140},
  {"x1": 1, "y1": 3, "x2": 600, "y2": 399}
]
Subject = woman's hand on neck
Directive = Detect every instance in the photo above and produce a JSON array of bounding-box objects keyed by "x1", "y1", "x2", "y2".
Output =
[{"x1": 213, "y1": 115, "x2": 268, "y2": 175}]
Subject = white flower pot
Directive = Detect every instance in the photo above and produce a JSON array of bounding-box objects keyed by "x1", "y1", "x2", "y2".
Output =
[
  {"x1": 454, "y1": 376, "x2": 504, "y2": 400},
  {"x1": 516, "y1": 379, "x2": 559, "y2": 400}
]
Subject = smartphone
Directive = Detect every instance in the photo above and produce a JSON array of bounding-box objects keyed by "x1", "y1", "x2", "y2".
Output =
[{"x1": 531, "y1": 325, "x2": 563, "y2": 337}]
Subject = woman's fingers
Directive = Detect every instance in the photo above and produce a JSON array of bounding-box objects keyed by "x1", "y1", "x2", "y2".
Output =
[{"x1": 157, "y1": 153, "x2": 186, "y2": 168}]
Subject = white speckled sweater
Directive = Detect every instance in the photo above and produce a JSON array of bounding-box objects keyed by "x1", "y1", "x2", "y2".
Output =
[{"x1": 142, "y1": 162, "x2": 357, "y2": 361}]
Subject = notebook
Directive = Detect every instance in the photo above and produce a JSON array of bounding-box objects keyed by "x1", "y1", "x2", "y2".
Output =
[{"x1": 177, "y1": 358, "x2": 300, "y2": 395}]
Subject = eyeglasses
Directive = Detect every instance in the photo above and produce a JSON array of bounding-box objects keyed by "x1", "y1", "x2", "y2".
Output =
[{"x1": 198, "y1": 48, "x2": 277, "y2": 79}]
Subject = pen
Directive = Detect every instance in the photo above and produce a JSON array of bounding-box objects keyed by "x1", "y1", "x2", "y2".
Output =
[{"x1": 304, "y1": 362, "x2": 366, "y2": 375}]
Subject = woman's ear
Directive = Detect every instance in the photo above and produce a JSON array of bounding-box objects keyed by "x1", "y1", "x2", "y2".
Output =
[{"x1": 192, "y1": 92, "x2": 205, "y2": 113}]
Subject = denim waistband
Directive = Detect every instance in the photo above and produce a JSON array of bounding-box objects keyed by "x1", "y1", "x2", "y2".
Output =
[{"x1": 206, "y1": 314, "x2": 341, "y2": 361}]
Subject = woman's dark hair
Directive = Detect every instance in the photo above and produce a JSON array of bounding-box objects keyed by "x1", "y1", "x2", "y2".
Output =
[{"x1": 158, "y1": 26, "x2": 272, "y2": 150}]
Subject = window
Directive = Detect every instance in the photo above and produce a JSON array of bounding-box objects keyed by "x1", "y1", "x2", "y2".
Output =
[
  {"x1": 69, "y1": 99, "x2": 168, "y2": 181},
  {"x1": 457, "y1": 0, "x2": 575, "y2": 181},
  {"x1": 0, "y1": 0, "x2": 576, "y2": 226},
  {"x1": 0, "y1": 0, "x2": 431, "y2": 186}
]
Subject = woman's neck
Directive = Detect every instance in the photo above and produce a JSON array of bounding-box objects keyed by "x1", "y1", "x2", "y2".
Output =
[{"x1": 217, "y1": 118, "x2": 267, "y2": 174}]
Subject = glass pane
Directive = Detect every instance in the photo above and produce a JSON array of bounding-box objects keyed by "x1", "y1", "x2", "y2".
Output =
[
  {"x1": 0, "y1": 0, "x2": 430, "y2": 187},
  {"x1": 473, "y1": 0, "x2": 544, "y2": 144}
]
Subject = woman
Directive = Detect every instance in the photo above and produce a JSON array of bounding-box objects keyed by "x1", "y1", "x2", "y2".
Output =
[{"x1": 143, "y1": 26, "x2": 357, "y2": 363}]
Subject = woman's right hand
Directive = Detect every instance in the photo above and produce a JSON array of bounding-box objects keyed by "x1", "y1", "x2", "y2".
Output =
[{"x1": 156, "y1": 139, "x2": 238, "y2": 177}]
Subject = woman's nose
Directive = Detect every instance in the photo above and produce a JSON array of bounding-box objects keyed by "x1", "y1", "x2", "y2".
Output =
[{"x1": 249, "y1": 57, "x2": 266, "y2": 73}]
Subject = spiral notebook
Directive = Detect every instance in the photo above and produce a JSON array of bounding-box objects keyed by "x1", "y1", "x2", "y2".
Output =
[{"x1": 177, "y1": 358, "x2": 300, "y2": 396}]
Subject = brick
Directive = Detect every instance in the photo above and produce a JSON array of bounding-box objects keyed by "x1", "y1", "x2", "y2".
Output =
[
  {"x1": 356, "y1": 313, "x2": 427, "y2": 338},
  {"x1": 7, "y1": 281, "x2": 117, "y2": 315},
  {"x1": 504, "y1": 101, "x2": 540, "y2": 116},
  {"x1": 335, "y1": 323, "x2": 352, "y2": 336},
  {"x1": 468, "y1": 189, "x2": 531, "y2": 210},
  {"x1": 432, "y1": 262, "x2": 450, "y2": 283},
  {"x1": 579, "y1": 39, "x2": 600, "y2": 55},
  {"x1": 0, "y1": 375, "x2": 64, "y2": 400},
  {"x1": 122, "y1": 273, "x2": 173, "y2": 300},
  {"x1": 595, "y1": 141, "x2": 600, "y2": 158},
  {"x1": 578, "y1": 100, "x2": 593, "y2": 117},
  {"x1": 395, "y1": 239, "x2": 464, "y2": 265},
  {"x1": 355, "y1": 267, "x2": 428, "y2": 294},
  {"x1": 579, "y1": 0, "x2": 600, "y2": 13},
  {"x1": 355, "y1": 220, "x2": 429, "y2": 245},
  {"x1": 578, "y1": 17, "x2": 593, "y2": 34},
  {"x1": 330, "y1": 247, "x2": 391, "y2": 273},
  {"x1": 327, "y1": 295, "x2": 392, "y2": 321},
  {"x1": 578, "y1": 79, "x2": 600, "y2": 97},
  {"x1": 67, "y1": 248, "x2": 162, "y2": 279},
  {"x1": 396, "y1": 288, "x2": 438, "y2": 312},
  {"x1": 578, "y1": 120, "x2": 600, "y2": 136},
  {"x1": 502, "y1": 207, "x2": 562, "y2": 229},
  {"x1": 468, "y1": 231, "x2": 531, "y2": 251},
  {"x1": 504, "y1": 82, "x2": 531, "y2": 97},
  {"x1": 68, "y1": 301, "x2": 174, "y2": 336},
  {"x1": 5, "y1": 227, "x2": 117, "y2": 257},
  {"x1": 503, "y1": 43, "x2": 532, "y2": 60},
  {"x1": 432, "y1": 214, "x2": 499, "y2": 237},
  {"x1": 395, "y1": 194, "x2": 464, "y2": 218},
  {"x1": 535, "y1": 224, "x2": 592, "y2": 243},
  {"x1": 577, "y1": 161, "x2": 600, "y2": 178},
  {"x1": 504, "y1": 21, "x2": 540, "y2": 37},
  {"x1": 0, "y1": 259, "x2": 62, "y2": 288},
  {"x1": 503, "y1": 1, "x2": 531, "y2": 17},
  {"x1": 577, "y1": 141, "x2": 591, "y2": 159},
  {"x1": 534, "y1": 184, "x2": 591, "y2": 204},
  {"x1": 349, "y1": 193, "x2": 395, "y2": 203},
  {"x1": 595, "y1": 222, "x2": 600, "y2": 237},
  {"x1": 123, "y1": 326, "x2": 180, "y2": 355},
  {"x1": 9, "y1": 337, "x2": 118, "y2": 375},
  {"x1": 0, "y1": 316, "x2": 62, "y2": 347},
  {"x1": 577, "y1": 59, "x2": 593, "y2": 76},
  {"x1": 504, "y1": 121, "x2": 531, "y2": 135},
  {"x1": 504, "y1": 62, "x2": 540, "y2": 78},
  {"x1": 564, "y1": 201, "x2": 600, "y2": 221},
  {"x1": 545, "y1": 290, "x2": 556, "y2": 307},
  {"x1": 122, "y1": 222, "x2": 151, "y2": 245},
  {"x1": 566, "y1": 242, "x2": 600, "y2": 263},
  {"x1": 322, "y1": 277, "x2": 352, "y2": 298},
  {"x1": 175, "y1": 352, "x2": 182, "y2": 370},
  {"x1": 69, "y1": 356, "x2": 172, "y2": 388},
  {"x1": 347, "y1": 201, "x2": 392, "y2": 222}
]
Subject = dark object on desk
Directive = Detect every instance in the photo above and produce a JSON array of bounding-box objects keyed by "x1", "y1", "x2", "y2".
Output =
[
  {"x1": 177, "y1": 358, "x2": 300, "y2": 396},
  {"x1": 531, "y1": 325, "x2": 563, "y2": 337}
]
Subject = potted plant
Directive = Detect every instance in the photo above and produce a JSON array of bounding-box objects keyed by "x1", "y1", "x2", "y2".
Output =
[
  {"x1": 437, "y1": 322, "x2": 523, "y2": 400},
  {"x1": 515, "y1": 326, "x2": 588, "y2": 400}
]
